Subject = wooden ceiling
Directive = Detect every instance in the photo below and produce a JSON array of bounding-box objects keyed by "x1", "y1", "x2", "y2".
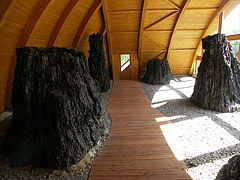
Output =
[{"x1": 0, "y1": 0, "x2": 239, "y2": 112}]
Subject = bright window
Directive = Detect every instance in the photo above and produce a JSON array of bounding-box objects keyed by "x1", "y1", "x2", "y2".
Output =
[{"x1": 120, "y1": 54, "x2": 130, "y2": 72}]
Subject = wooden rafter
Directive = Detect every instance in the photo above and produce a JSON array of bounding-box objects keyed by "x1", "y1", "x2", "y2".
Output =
[
  {"x1": 47, "y1": 0, "x2": 79, "y2": 46},
  {"x1": 167, "y1": 0, "x2": 192, "y2": 59},
  {"x1": 101, "y1": 0, "x2": 113, "y2": 66},
  {"x1": 5, "y1": 0, "x2": 51, "y2": 107},
  {"x1": 0, "y1": 0, "x2": 13, "y2": 25},
  {"x1": 144, "y1": 10, "x2": 179, "y2": 30},
  {"x1": 189, "y1": 0, "x2": 232, "y2": 74},
  {"x1": 153, "y1": 50, "x2": 167, "y2": 59},
  {"x1": 166, "y1": 0, "x2": 180, "y2": 10},
  {"x1": 100, "y1": 25, "x2": 106, "y2": 36},
  {"x1": 72, "y1": 0, "x2": 101, "y2": 47},
  {"x1": 226, "y1": 34, "x2": 240, "y2": 41},
  {"x1": 218, "y1": 11, "x2": 224, "y2": 33},
  {"x1": 138, "y1": 0, "x2": 148, "y2": 61},
  {"x1": 143, "y1": 31, "x2": 167, "y2": 49}
]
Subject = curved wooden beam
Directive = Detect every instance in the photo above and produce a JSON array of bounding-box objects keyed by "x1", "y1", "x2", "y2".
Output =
[
  {"x1": 189, "y1": 0, "x2": 232, "y2": 74},
  {"x1": 47, "y1": 0, "x2": 79, "y2": 46},
  {"x1": 100, "y1": 25, "x2": 106, "y2": 36},
  {"x1": 101, "y1": 0, "x2": 113, "y2": 66},
  {"x1": 72, "y1": 0, "x2": 101, "y2": 47},
  {"x1": 5, "y1": 0, "x2": 51, "y2": 107},
  {"x1": 138, "y1": 0, "x2": 148, "y2": 61},
  {"x1": 167, "y1": 0, "x2": 192, "y2": 59},
  {"x1": 0, "y1": 0, "x2": 14, "y2": 26}
]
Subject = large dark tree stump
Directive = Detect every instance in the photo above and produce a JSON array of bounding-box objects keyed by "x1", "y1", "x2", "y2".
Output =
[
  {"x1": 216, "y1": 155, "x2": 240, "y2": 180},
  {"x1": 2, "y1": 47, "x2": 104, "y2": 169},
  {"x1": 88, "y1": 33, "x2": 110, "y2": 92},
  {"x1": 142, "y1": 58, "x2": 173, "y2": 85},
  {"x1": 190, "y1": 34, "x2": 240, "y2": 112}
]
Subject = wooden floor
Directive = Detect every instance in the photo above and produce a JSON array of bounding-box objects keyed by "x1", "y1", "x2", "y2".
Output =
[{"x1": 89, "y1": 80, "x2": 192, "y2": 180}]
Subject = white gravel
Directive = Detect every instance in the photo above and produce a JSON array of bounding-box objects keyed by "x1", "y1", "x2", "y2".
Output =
[{"x1": 142, "y1": 75, "x2": 240, "y2": 180}]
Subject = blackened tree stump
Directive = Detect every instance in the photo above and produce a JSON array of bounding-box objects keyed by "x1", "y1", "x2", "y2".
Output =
[
  {"x1": 216, "y1": 155, "x2": 240, "y2": 180},
  {"x1": 88, "y1": 33, "x2": 110, "y2": 92},
  {"x1": 142, "y1": 58, "x2": 173, "y2": 85},
  {"x1": 190, "y1": 34, "x2": 240, "y2": 112},
  {"x1": 2, "y1": 47, "x2": 104, "y2": 169}
]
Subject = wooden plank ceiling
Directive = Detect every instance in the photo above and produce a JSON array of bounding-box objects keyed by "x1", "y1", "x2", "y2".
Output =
[{"x1": 0, "y1": 0, "x2": 239, "y2": 112}]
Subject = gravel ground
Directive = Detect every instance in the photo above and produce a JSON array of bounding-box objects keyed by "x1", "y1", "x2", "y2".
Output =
[
  {"x1": 0, "y1": 81, "x2": 113, "y2": 180},
  {"x1": 142, "y1": 75, "x2": 240, "y2": 180}
]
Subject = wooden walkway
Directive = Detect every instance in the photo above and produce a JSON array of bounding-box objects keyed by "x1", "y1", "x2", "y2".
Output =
[{"x1": 89, "y1": 80, "x2": 192, "y2": 180}]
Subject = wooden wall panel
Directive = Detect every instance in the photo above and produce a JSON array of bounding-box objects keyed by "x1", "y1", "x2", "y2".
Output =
[
  {"x1": 142, "y1": 31, "x2": 171, "y2": 50},
  {"x1": 0, "y1": 0, "x2": 39, "y2": 112},
  {"x1": 171, "y1": 30, "x2": 203, "y2": 49},
  {"x1": 144, "y1": 10, "x2": 178, "y2": 30},
  {"x1": 27, "y1": 0, "x2": 70, "y2": 47},
  {"x1": 171, "y1": 68, "x2": 190, "y2": 74},
  {"x1": 141, "y1": 51, "x2": 167, "y2": 68},
  {"x1": 54, "y1": 2, "x2": 91, "y2": 47},
  {"x1": 107, "y1": 0, "x2": 142, "y2": 11},
  {"x1": 147, "y1": 0, "x2": 179, "y2": 10},
  {"x1": 108, "y1": 11, "x2": 141, "y2": 32},
  {"x1": 168, "y1": 49, "x2": 195, "y2": 67},
  {"x1": 131, "y1": 52, "x2": 139, "y2": 80},
  {"x1": 178, "y1": 9, "x2": 216, "y2": 29},
  {"x1": 111, "y1": 32, "x2": 139, "y2": 53},
  {"x1": 188, "y1": 0, "x2": 222, "y2": 8},
  {"x1": 112, "y1": 54, "x2": 120, "y2": 80}
]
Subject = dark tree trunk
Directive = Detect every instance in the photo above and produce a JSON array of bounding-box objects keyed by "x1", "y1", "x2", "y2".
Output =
[
  {"x1": 142, "y1": 58, "x2": 173, "y2": 85},
  {"x1": 2, "y1": 47, "x2": 104, "y2": 169},
  {"x1": 190, "y1": 34, "x2": 240, "y2": 112},
  {"x1": 88, "y1": 33, "x2": 110, "y2": 92},
  {"x1": 216, "y1": 155, "x2": 240, "y2": 180}
]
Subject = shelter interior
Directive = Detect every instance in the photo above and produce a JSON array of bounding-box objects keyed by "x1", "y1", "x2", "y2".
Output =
[{"x1": 0, "y1": 0, "x2": 240, "y2": 113}]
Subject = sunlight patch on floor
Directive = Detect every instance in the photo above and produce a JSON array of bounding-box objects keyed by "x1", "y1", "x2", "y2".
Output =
[
  {"x1": 155, "y1": 115, "x2": 185, "y2": 122},
  {"x1": 160, "y1": 117, "x2": 240, "y2": 160},
  {"x1": 215, "y1": 112, "x2": 240, "y2": 131},
  {"x1": 151, "y1": 78, "x2": 194, "y2": 104},
  {"x1": 186, "y1": 157, "x2": 231, "y2": 180}
]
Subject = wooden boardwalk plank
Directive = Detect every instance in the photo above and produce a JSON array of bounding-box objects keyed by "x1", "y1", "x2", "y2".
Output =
[{"x1": 89, "y1": 80, "x2": 192, "y2": 180}]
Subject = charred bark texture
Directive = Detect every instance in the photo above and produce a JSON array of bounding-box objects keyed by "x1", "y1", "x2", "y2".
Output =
[
  {"x1": 88, "y1": 33, "x2": 110, "y2": 92},
  {"x1": 142, "y1": 58, "x2": 173, "y2": 85},
  {"x1": 190, "y1": 34, "x2": 240, "y2": 112},
  {"x1": 216, "y1": 155, "x2": 240, "y2": 180},
  {"x1": 2, "y1": 47, "x2": 104, "y2": 169}
]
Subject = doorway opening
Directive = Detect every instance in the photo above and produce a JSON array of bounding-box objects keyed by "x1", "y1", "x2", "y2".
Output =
[{"x1": 120, "y1": 54, "x2": 131, "y2": 79}]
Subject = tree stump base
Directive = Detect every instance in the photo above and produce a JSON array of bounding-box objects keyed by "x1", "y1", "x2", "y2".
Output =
[{"x1": 2, "y1": 47, "x2": 104, "y2": 169}]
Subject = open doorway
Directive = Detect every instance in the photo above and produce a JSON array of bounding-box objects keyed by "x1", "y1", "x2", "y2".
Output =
[{"x1": 120, "y1": 54, "x2": 131, "y2": 79}]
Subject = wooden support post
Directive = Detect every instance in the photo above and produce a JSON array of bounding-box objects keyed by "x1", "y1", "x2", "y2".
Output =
[{"x1": 218, "y1": 11, "x2": 224, "y2": 33}]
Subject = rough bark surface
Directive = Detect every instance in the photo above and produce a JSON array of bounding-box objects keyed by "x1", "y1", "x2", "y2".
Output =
[
  {"x1": 216, "y1": 155, "x2": 240, "y2": 180},
  {"x1": 2, "y1": 47, "x2": 104, "y2": 169},
  {"x1": 190, "y1": 34, "x2": 240, "y2": 112},
  {"x1": 88, "y1": 33, "x2": 110, "y2": 92},
  {"x1": 142, "y1": 58, "x2": 173, "y2": 85}
]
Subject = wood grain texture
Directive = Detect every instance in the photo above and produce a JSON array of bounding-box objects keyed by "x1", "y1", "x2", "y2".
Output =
[
  {"x1": 167, "y1": 0, "x2": 192, "y2": 59},
  {"x1": 101, "y1": 0, "x2": 113, "y2": 67},
  {"x1": 47, "y1": 0, "x2": 79, "y2": 46},
  {"x1": 5, "y1": 0, "x2": 51, "y2": 108},
  {"x1": 89, "y1": 80, "x2": 192, "y2": 180},
  {"x1": 72, "y1": 0, "x2": 101, "y2": 47},
  {"x1": 189, "y1": 0, "x2": 232, "y2": 74},
  {"x1": 0, "y1": 0, "x2": 13, "y2": 25},
  {"x1": 138, "y1": 0, "x2": 148, "y2": 62}
]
